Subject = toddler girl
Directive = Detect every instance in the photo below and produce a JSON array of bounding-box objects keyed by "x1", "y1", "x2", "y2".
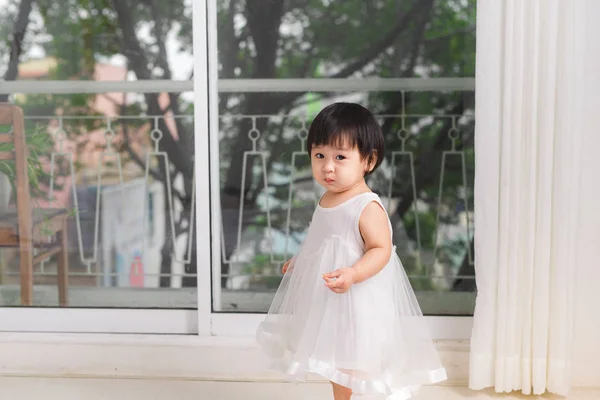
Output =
[{"x1": 257, "y1": 102, "x2": 447, "y2": 399}]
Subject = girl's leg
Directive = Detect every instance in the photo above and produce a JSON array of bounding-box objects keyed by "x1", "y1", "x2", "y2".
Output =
[{"x1": 330, "y1": 381, "x2": 352, "y2": 400}]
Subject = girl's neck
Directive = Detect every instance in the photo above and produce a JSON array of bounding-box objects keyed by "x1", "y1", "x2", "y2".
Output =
[{"x1": 319, "y1": 181, "x2": 371, "y2": 208}]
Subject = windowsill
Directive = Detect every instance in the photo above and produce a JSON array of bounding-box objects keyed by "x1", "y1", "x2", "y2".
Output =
[{"x1": 0, "y1": 332, "x2": 469, "y2": 385}]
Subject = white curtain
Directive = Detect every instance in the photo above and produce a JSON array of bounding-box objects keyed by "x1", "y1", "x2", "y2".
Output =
[{"x1": 471, "y1": 0, "x2": 600, "y2": 396}]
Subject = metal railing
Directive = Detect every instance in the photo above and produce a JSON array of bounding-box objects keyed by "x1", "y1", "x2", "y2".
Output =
[
  {"x1": 0, "y1": 78, "x2": 475, "y2": 287},
  {"x1": 217, "y1": 112, "x2": 474, "y2": 284}
]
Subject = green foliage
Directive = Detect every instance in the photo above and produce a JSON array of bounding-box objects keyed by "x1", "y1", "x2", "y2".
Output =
[
  {"x1": 0, "y1": 123, "x2": 54, "y2": 198},
  {"x1": 404, "y1": 210, "x2": 437, "y2": 249},
  {"x1": 0, "y1": 122, "x2": 77, "y2": 235}
]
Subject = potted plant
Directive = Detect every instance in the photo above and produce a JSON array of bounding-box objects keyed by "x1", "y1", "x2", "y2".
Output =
[{"x1": 0, "y1": 124, "x2": 54, "y2": 215}]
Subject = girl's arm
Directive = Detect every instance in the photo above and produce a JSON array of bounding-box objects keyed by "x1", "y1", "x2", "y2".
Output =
[
  {"x1": 352, "y1": 202, "x2": 393, "y2": 283},
  {"x1": 323, "y1": 202, "x2": 392, "y2": 292}
]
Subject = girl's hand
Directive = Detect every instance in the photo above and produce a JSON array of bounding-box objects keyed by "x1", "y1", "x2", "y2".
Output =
[
  {"x1": 323, "y1": 268, "x2": 356, "y2": 294},
  {"x1": 282, "y1": 259, "x2": 293, "y2": 274}
]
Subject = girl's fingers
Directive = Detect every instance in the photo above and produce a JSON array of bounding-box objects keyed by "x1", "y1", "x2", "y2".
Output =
[
  {"x1": 323, "y1": 270, "x2": 342, "y2": 278},
  {"x1": 326, "y1": 280, "x2": 349, "y2": 293},
  {"x1": 325, "y1": 277, "x2": 342, "y2": 287}
]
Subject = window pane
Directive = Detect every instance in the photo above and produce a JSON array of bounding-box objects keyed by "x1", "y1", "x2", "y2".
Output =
[
  {"x1": 217, "y1": 0, "x2": 475, "y2": 79},
  {"x1": 214, "y1": 0, "x2": 476, "y2": 315},
  {"x1": 0, "y1": 0, "x2": 192, "y2": 82},
  {"x1": 0, "y1": 0, "x2": 197, "y2": 309}
]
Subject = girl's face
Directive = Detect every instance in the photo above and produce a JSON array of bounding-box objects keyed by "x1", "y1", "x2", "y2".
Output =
[{"x1": 310, "y1": 141, "x2": 373, "y2": 193}]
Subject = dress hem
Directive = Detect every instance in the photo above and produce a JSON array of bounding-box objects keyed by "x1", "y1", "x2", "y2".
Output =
[{"x1": 265, "y1": 350, "x2": 447, "y2": 400}]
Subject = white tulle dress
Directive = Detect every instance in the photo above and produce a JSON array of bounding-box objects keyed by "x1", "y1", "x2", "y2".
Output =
[{"x1": 256, "y1": 192, "x2": 447, "y2": 400}]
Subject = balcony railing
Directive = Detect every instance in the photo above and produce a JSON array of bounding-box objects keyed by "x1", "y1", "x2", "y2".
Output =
[{"x1": 0, "y1": 78, "x2": 475, "y2": 313}]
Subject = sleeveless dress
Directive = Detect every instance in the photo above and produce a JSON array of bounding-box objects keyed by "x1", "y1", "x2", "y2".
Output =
[{"x1": 256, "y1": 192, "x2": 447, "y2": 400}]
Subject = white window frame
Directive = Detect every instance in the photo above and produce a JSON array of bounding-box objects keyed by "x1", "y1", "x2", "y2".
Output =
[
  {"x1": 0, "y1": 0, "x2": 474, "y2": 340},
  {"x1": 203, "y1": 0, "x2": 473, "y2": 340},
  {"x1": 0, "y1": 0, "x2": 211, "y2": 336}
]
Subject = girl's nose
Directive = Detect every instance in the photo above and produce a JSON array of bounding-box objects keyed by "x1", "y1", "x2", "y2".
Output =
[{"x1": 323, "y1": 160, "x2": 334, "y2": 172}]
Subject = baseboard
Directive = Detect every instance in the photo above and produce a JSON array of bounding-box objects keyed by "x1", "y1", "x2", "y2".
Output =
[{"x1": 0, "y1": 333, "x2": 469, "y2": 386}]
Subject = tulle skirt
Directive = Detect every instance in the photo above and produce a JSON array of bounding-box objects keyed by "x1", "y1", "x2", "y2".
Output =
[{"x1": 256, "y1": 236, "x2": 447, "y2": 399}]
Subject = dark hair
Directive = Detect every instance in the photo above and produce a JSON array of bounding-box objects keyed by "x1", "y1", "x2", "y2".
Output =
[{"x1": 307, "y1": 102, "x2": 384, "y2": 175}]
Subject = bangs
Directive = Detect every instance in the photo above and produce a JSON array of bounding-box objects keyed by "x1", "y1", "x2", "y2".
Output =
[{"x1": 310, "y1": 128, "x2": 359, "y2": 151}]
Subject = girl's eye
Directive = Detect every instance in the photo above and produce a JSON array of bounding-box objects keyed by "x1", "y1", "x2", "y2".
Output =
[
  {"x1": 315, "y1": 153, "x2": 324, "y2": 159},
  {"x1": 335, "y1": 155, "x2": 346, "y2": 160}
]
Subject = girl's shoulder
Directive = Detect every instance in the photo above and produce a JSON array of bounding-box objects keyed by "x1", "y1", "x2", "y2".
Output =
[
  {"x1": 353, "y1": 192, "x2": 384, "y2": 209},
  {"x1": 349, "y1": 192, "x2": 388, "y2": 222}
]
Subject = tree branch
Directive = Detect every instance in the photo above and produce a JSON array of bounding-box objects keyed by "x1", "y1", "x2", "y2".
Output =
[
  {"x1": 272, "y1": 0, "x2": 436, "y2": 113},
  {"x1": 149, "y1": 0, "x2": 171, "y2": 80},
  {"x1": 331, "y1": 0, "x2": 435, "y2": 78},
  {"x1": 147, "y1": 0, "x2": 193, "y2": 165},
  {"x1": 0, "y1": 0, "x2": 33, "y2": 102},
  {"x1": 110, "y1": 0, "x2": 193, "y2": 180},
  {"x1": 404, "y1": 0, "x2": 433, "y2": 75},
  {"x1": 220, "y1": 0, "x2": 239, "y2": 79},
  {"x1": 423, "y1": 26, "x2": 476, "y2": 45},
  {"x1": 246, "y1": 0, "x2": 285, "y2": 78}
]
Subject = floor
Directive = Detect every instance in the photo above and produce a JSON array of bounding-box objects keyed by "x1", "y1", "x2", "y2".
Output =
[{"x1": 1, "y1": 377, "x2": 598, "y2": 400}]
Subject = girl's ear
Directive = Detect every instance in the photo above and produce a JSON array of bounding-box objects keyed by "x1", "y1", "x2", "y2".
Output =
[{"x1": 367, "y1": 150, "x2": 378, "y2": 172}]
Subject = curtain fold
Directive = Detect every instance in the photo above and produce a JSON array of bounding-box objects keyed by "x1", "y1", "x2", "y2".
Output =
[{"x1": 471, "y1": 0, "x2": 598, "y2": 395}]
